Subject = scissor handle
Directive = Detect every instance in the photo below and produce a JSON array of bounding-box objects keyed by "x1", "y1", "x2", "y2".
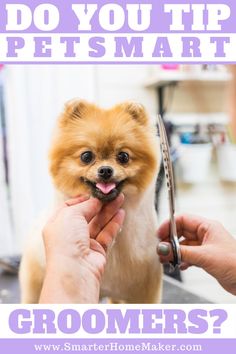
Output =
[{"x1": 170, "y1": 235, "x2": 182, "y2": 268}]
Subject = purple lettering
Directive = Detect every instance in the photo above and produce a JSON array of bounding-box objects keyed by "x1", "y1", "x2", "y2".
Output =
[
  {"x1": 6, "y1": 37, "x2": 25, "y2": 57},
  {"x1": 182, "y1": 37, "x2": 201, "y2": 57},
  {"x1": 34, "y1": 37, "x2": 51, "y2": 57},
  {"x1": 152, "y1": 37, "x2": 173, "y2": 57},
  {"x1": 114, "y1": 37, "x2": 143, "y2": 57}
]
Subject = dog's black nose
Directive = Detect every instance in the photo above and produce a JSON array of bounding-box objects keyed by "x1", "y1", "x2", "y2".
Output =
[{"x1": 98, "y1": 166, "x2": 114, "y2": 180}]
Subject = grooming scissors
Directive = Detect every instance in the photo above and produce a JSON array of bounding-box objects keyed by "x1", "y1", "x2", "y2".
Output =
[{"x1": 158, "y1": 115, "x2": 181, "y2": 270}]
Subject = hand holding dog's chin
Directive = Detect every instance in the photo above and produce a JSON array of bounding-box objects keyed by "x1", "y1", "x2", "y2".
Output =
[
  {"x1": 39, "y1": 203, "x2": 104, "y2": 303},
  {"x1": 39, "y1": 195, "x2": 125, "y2": 303}
]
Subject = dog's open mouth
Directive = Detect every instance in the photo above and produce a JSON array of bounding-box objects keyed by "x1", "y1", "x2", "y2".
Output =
[{"x1": 81, "y1": 178, "x2": 125, "y2": 201}]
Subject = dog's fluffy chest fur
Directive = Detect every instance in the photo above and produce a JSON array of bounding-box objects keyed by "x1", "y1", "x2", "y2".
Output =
[{"x1": 100, "y1": 183, "x2": 162, "y2": 302}]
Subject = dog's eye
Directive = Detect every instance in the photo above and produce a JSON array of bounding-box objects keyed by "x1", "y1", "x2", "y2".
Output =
[
  {"x1": 117, "y1": 152, "x2": 130, "y2": 164},
  {"x1": 80, "y1": 151, "x2": 94, "y2": 164}
]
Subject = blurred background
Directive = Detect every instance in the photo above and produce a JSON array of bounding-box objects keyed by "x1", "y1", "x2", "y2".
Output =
[{"x1": 0, "y1": 63, "x2": 236, "y2": 303}]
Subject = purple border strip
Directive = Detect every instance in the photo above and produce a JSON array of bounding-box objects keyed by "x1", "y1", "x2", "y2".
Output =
[
  {"x1": 0, "y1": 61, "x2": 236, "y2": 65},
  {"x1": 0, "y1": 338, "x2": 235, "y2": 354},
  {"x1": 0, "y1": 0, "x2": 235, "y2": 33}
]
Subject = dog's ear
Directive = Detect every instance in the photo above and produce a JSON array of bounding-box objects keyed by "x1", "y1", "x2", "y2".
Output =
[
  {"x1": 61, "y1": 98, "x2": 92, "y2": 123},
  {"x1": 122, "y1": 101, "x2": 149, "y2": 125}
]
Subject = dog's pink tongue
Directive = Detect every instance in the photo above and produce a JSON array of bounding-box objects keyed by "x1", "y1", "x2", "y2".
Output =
[{"x1": 96, "y1": 183, "x2": 116, "y2": 194}]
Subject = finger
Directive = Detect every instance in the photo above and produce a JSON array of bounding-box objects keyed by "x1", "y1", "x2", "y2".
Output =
[
  {"x1": 96, "y1": 209, "x2": 125, "y2": 251},
  {"x1": 158, "y1": 214, "x2": 210, "y2": 242},
  {"x1": 47, "y1": 196, "x2": 92, "y2": 225},
  {"x1": 46, "y1": 205, "x2": 65, "y2": 223},
  {"x1": 157, "y1": 219, "x2": 171, "y2": 240},
  {"x1": 157, "y1": 220, "x2": 188, "y2": 242},
  {"x1": 157, "y1": 217, "x2": 194, "y2": 241},
  {"x1": 180, "y1": 239, "x2": 202, "y2": 247},
  {"x1": 70, "y1": 198, "x2": 103, "y2": 223},
  {"x1": 180, "y1": 244, "x2": 205, "y2": 266},
  {"x1": 176, "y1": 214, "x2": 213, "y2": 241},
  {"x1": 90, "y1": 239, "x2": 106, "y2": 258},
  {"x1": 65, "y1": 195, "x2": 90, "y2": 206},
  {"x1": 89, "y1": 194, "x2": 124, "y2": 238},
  {"x1": 179, "y1": 262, "x2": 191, "y2": 271},
  {"x1": 157, "y1": 242, "x2": 204, "y2": 268},
  {"x1": 157, "y1": 242, "x2": 173, "y2": 264}
]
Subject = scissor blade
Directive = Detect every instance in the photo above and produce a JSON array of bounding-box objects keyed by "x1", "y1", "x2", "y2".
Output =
[
  {"x1": 158, "y1": 115, "x2": 176, "y2": 213},
  {"x1": 158, "y1": 115, "x2": 181, "y2": 268}
]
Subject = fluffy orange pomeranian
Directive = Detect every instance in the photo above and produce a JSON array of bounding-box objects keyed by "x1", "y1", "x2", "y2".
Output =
[{"x1": 20, "y1": 99, "x2": 163, "y2": 303}]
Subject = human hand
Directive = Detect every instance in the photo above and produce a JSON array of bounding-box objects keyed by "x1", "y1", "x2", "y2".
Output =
[
  {"x1": 157, "y1": 214, "x2": 236, "y2": 295},
  {"x1": 40, "y1": 194, "x2": 125, "y2": 303}
]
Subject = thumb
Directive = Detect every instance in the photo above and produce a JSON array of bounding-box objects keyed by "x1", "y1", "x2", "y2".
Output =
[
  {"x1": 180, "y1": 245, "x2": 204, "y2": 267},
  {"x1": 69, "y1": 198, "x2": 103, "y2": 222}
]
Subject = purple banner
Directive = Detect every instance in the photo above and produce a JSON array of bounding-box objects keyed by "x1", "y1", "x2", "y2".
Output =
[
  {"x1": 0, "y1": 0, "x2": 235, "y2": 33},
  {"x1": 0, "y1": 338, "x2": 235, "y2": 354}
]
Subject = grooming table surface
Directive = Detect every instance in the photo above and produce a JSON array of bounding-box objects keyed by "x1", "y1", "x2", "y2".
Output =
[{"x1": 0, "y1": 271, "x2": 211, "y2": 304}]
